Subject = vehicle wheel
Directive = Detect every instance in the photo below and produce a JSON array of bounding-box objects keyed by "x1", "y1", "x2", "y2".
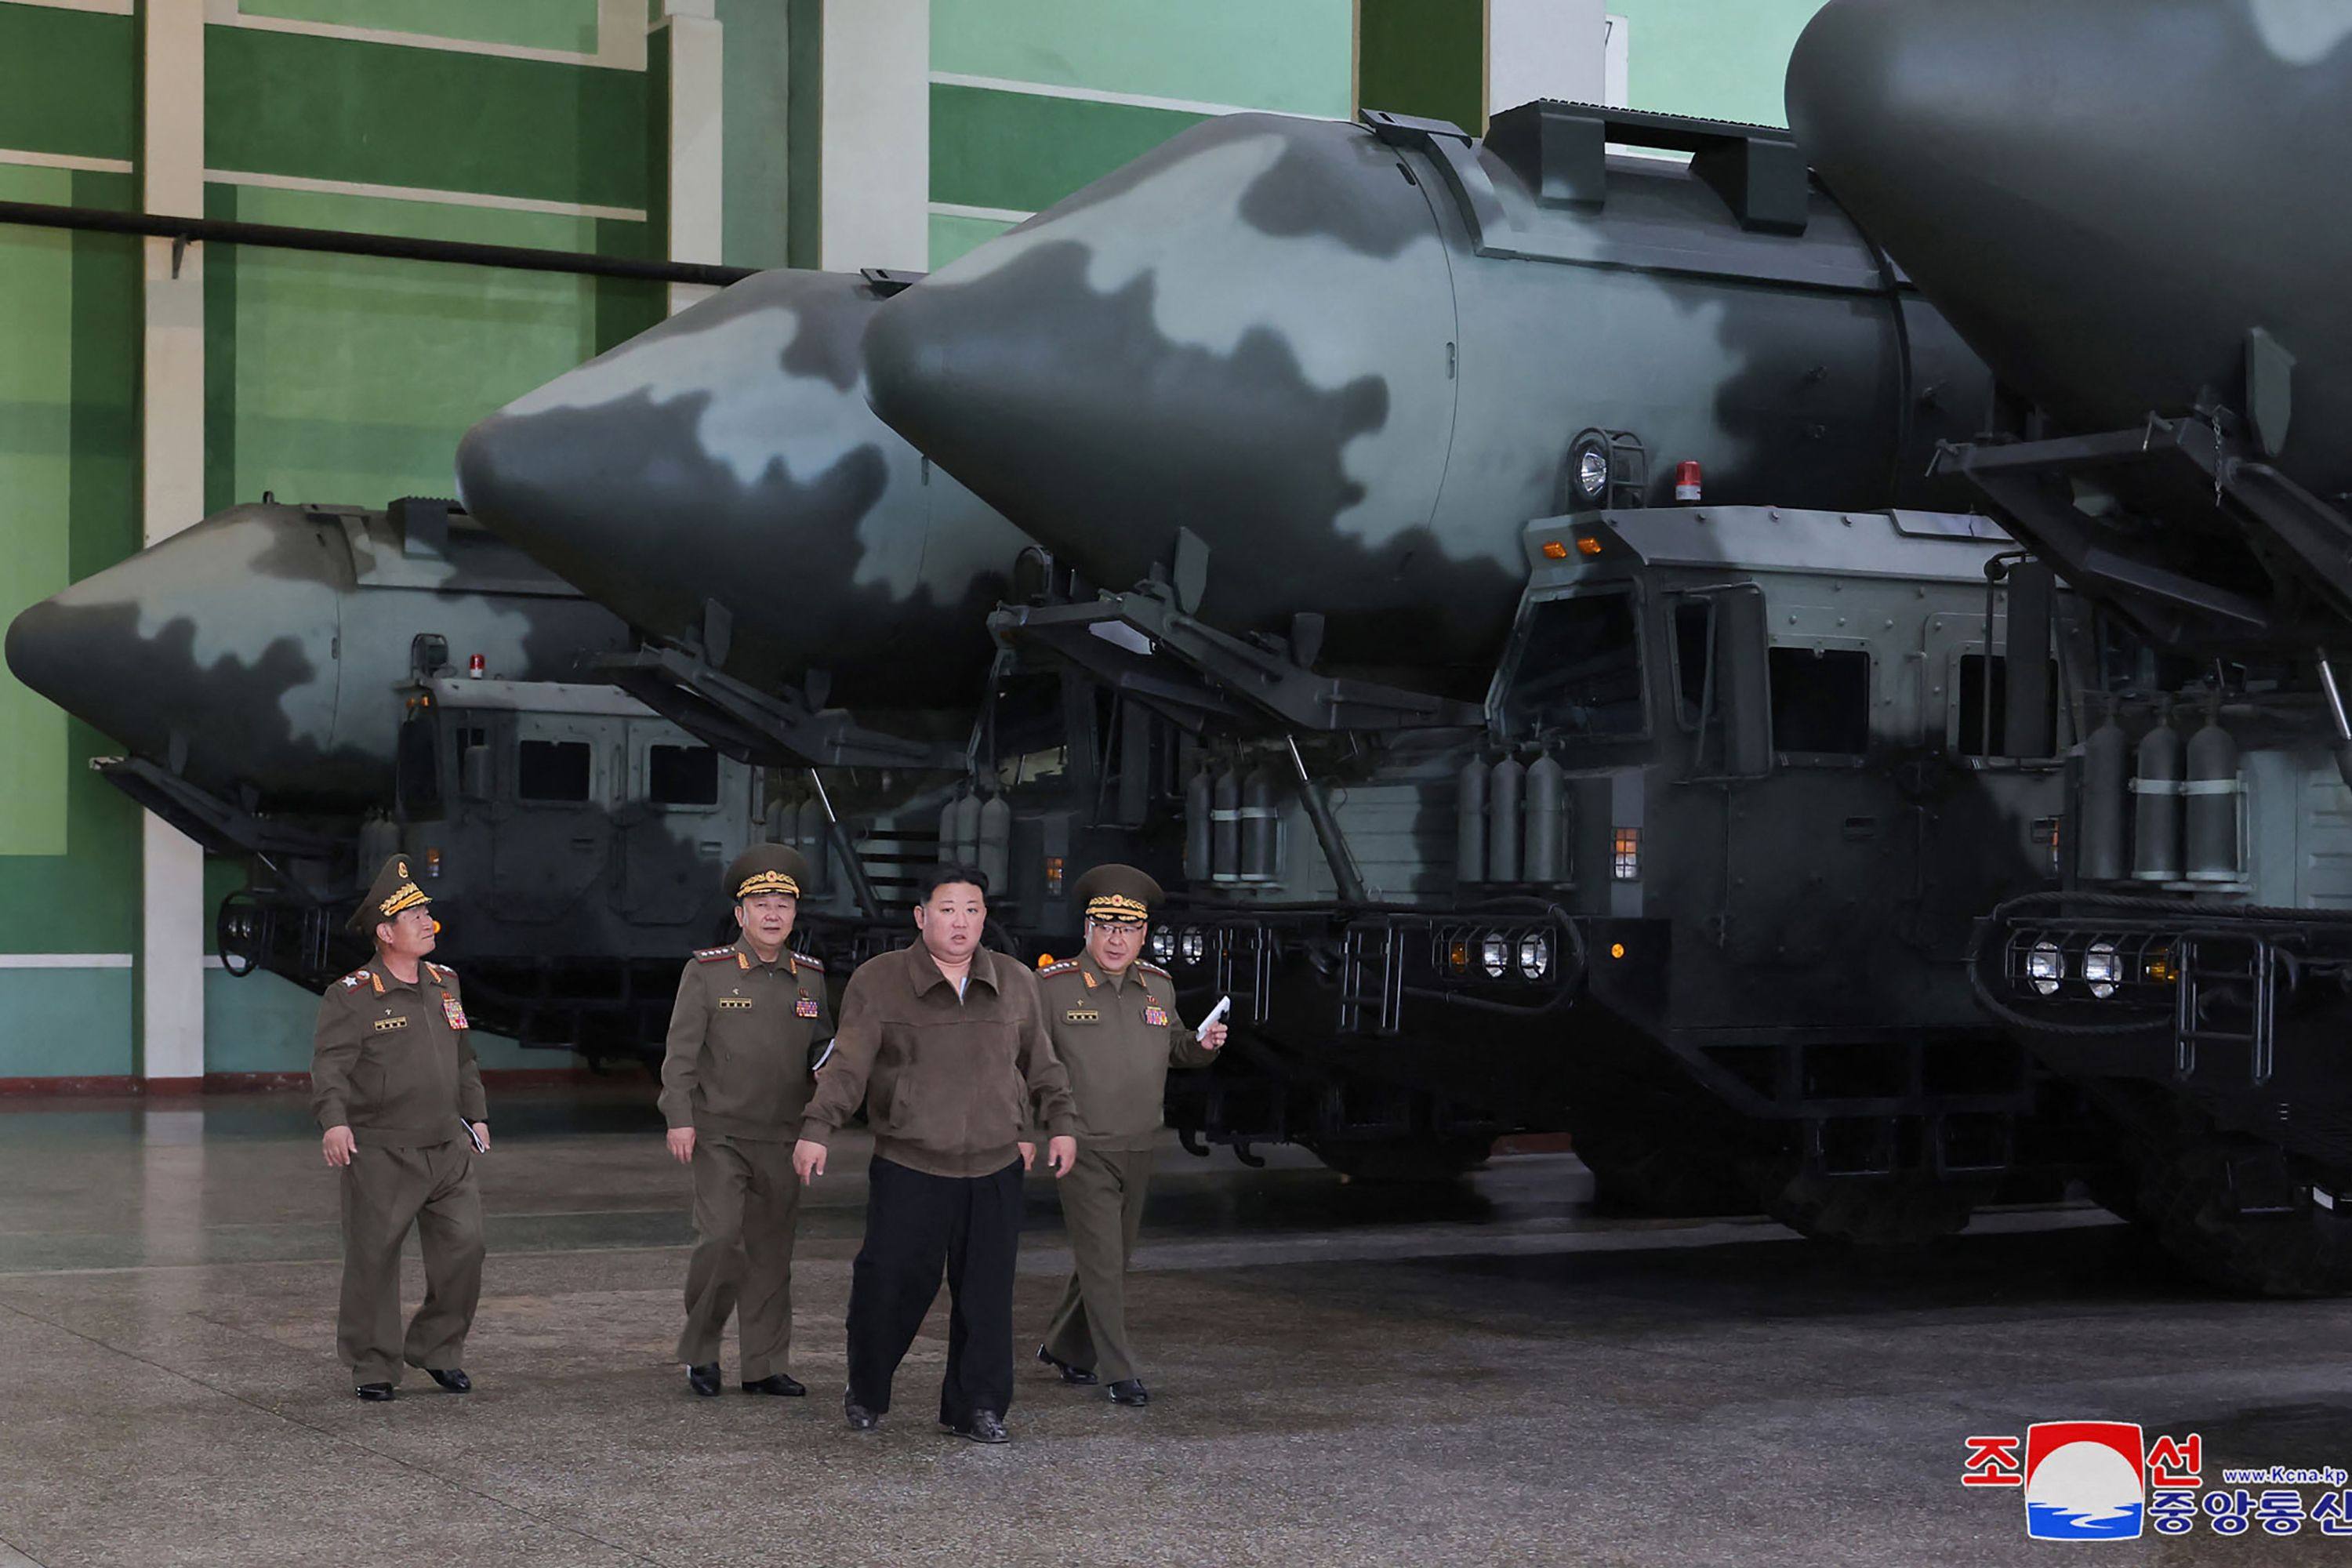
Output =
[
  {"x1": 1301, "y1": 1136, "x2": 1492, "y2": 1182},
  {"x1": 2140, "y1": 1137, "x2": 2352, "y2": 1298},
  {"x1": 1566, "y1": 1114, "x2": 1755, "y2": 1218},
  {"x1": 1751, "y1": 1165, "x2": 1991, "y2": 1246}
]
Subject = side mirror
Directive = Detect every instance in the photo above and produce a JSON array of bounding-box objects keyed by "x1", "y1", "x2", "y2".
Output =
[{"x1": 1713, "y1": 586, "x2": 1772, "y2": 777}]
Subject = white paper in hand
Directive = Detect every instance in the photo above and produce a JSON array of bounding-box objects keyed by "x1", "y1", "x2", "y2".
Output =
[{"x1": 1196, "y1": 995, "x2": 1232, "y2": 1041}]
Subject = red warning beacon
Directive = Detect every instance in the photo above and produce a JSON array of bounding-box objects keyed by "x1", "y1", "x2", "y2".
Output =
[
  {"x1": 1674, "y1": 460, "x2": 1704, "y2": 503},
  {"x1": 467, "y1": 653, "x2": 485, "y2": 679}
]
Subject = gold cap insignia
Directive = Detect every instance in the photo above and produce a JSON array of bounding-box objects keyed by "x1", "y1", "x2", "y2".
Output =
[
  {"x1": 1084, "y1": 892, "x2": 1150, "y2": 924},
  {"x1": 736, "y1": 869, "x2": 801, "y2": 899}
]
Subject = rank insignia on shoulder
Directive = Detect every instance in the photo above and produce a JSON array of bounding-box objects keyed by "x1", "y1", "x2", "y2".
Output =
[
  {"x1": 1143, "y1": 1005, "x2": 1170, "y2": 1028},
  {"x1": 796, "y1": 994, "x2": 822, "y2": 1018},
  {"x1": 790, "y1": 950, "x2": 824, "y2": 972},
  {"x1": 340, "y1": 970, "x2": 372, "y2": 990},
  {"x1": 372, "y1": 1016, "x2": 408, "y2": 1033},
  {"x1": 1136, "y1": 960, "x2": 1172, "y2": 979},
  {"x1": 425, "y1": 961, "x2": 456, "y2": 984},
  {"x1": 717, "y1": 996, "x2": 753, "y2": 1011},
  {"x1": 694, "y1": 946, "x2": 736, "y2": 963},
  {"x1": 1065, "y1": 1007, "x2": 1101, "y2": 1024},
  {"x1": 1040, "y1": 959, "x2": 1078, "y2": 976}
]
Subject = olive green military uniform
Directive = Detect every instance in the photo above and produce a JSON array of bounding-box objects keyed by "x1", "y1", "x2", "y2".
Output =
[
  {"x1": 660, "y1": 847, "x2": 834, "y2": 1383},
  {"x1": 310, "y1": 858, "x2": 487, "y2": 1390},
  {"x1": 1036, "y1": 951, "x2": 1216, "y2": 1385},
  {"x1": 662, "y1": 936, "x2": 833, "y2": 1377}
]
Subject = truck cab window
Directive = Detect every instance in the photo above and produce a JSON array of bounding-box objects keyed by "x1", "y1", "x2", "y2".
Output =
[
  {"x1": 517, "y1": 739, "x2": 593, "y2": 802},
  {"x1": 1502, "y1": 590, "x2": 1646, "y2": 741},
  {"x1": 648, "y1": 743, "x2": 719, "y2": 807},
  {"x1": 1768, "y1": 647, "x2": 1871, "y2": 757}
]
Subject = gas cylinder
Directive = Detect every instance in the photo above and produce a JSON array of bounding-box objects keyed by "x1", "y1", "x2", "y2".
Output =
[
  {"x1": 2130, "y1": 715, "x2": 2184, "y2": 882},
  {"x1": 1488, "y1": 754, "x2": 1525, "y2": 884},
  {"x1": 976, "y1": 793, "x2": 1012, "y2": 894},
  {"x1": 1524, "y1": 753, "x2": 1566, "y2": 884},
  {"x1": 2078, "y1": 705, "x2": 2129, "y2": 882},
  {"x1": 1457, "y1": 757, "x2": 1489, "y2": 885},
  {"x1": 797, "y1": 797, "x2": 830, "y2": 892},
  {"x1": 2184, "y1": 710, "x2": 2241, "y2": 882},
  {"x1": 1240, "y1": 767, "x2": 1278, "y2": 883},
  {"x1": 1211, "y1": 765, "x2": 1241, "y2": 883},
  {"x1": 1184, "y1": 768, "x2": 1213, "y2": 882}
]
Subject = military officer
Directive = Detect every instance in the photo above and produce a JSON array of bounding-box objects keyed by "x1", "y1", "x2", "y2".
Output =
[
  {"x1": 310, "y1": 855, "x2": 488, "y2": 1402},
  {"x1": 659, "y1": 844, "x2": 833, "y2": 1399},
  {"x1": 1033, "y1": 865, "x2": 1226, "y2": 1406}
]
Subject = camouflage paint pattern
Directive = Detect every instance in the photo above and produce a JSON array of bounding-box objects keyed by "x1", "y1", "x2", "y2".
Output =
[
  {"x1": 3, "y1": 500, "x2": 628, "y2": 812},
  {"x1": 863, "y1": 110, "x2": 1994, "y2": 688},
  {"x1": 453, "y1": 269, "x2": 1034, "y2": 710},
  {"x1": 1788, "y1": 0, "x2": 2352, "y2": 500}
]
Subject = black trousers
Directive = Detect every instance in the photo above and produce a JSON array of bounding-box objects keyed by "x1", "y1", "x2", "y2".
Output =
[{"x1": 846, "y1": 1154, "x2": 1024, "y2": 1422}]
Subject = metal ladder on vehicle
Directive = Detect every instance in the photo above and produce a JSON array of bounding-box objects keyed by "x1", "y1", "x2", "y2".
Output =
[
  {"x1": 1338, "y1": 922, "x2": 1404, "y2": 1036},
  {"x1": 2172, "y1": 932, "x2": 2278, "y2": 1086}
]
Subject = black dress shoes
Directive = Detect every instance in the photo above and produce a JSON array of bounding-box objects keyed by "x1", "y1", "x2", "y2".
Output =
[
  {"x1": 426, "y1": 1368, "x2": 471, "y2": 1394},
  {"x1": 844, "y1": 1392, "x2": 881, "y2": 1431},
  {"x1": 1036, "y1": 1344, "x2": 1098, "y2": 1385},
  {"x1": 945, "y1": 1409, "x2": 1010, "y2": 1443},
  {"x1": 1107, "y1": 1378, "x2": 1150, "y2": 1406},
  {"x1": 741, "y1": 1374, "x2": 806, "y2": 1396},
  {"x1": 687, "y1": 1363, "x2": 723, "y2": 1397},
  {"x1": 355, "y1": 1383, "x2": 395, "y2": 1402}
]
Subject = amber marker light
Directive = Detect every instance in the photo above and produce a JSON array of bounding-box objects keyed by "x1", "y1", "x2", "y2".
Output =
[
  {"x1": 1610, "y1": 942, "x2": 1626, "y2": 960},
  {"x1": 1574, "y1": 532, "x2": 1605, "y2": 557},
  {"x1": 1541, "y1": 539, "x2": 1570, "y2": 560}
]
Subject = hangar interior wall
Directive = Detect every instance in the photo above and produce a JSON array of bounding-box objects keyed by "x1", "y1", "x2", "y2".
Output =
[{"x1": 0, "y1": 0, "x2": 1831, "y2": 1084}]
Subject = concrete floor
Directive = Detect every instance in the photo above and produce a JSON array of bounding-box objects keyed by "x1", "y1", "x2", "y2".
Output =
[{"x1": 2, "y1": 1087, "x2": 2349, "y2": 1566}]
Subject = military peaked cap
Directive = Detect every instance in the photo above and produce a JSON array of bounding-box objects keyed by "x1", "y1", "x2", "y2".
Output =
[
  {"x1": 351, "y1": 854, "x2": 433, "y2": 933},
  {"x1": 1073, "y1": 862, "x2": 1163, "y2": 926},
  {"x1": 725, "y1": 842, "x2": 813, "y2": 902}
]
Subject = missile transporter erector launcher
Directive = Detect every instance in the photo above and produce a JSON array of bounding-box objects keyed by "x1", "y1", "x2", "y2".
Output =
[
  {"x1": 1788, "y1": 0, "x2": 2352, "y2": 1294},
  {"x1": 978, "y1": 501, "x2": 2097, "y2": 1234},
  {"x1": 3, "y1": 497, "x2": 799, "y2": 1051}
]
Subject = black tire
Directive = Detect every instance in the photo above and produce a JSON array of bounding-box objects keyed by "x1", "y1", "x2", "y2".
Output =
[
  {"x1": 1568, "y1": 1116, "x2": 1756, "y2": 1218},
  {"x1": 2140, "y1": 1138, "x2": 2352, "y2": 1298},
  {"x1": 1301, "y1": 1136, "x2": 1492, "y2": 1182},
  {"x1": 1751, "y1": 1166, "x2": 1991, "y2": 1247}
]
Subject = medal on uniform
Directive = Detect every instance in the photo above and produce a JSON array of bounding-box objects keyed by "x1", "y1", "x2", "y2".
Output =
[
  {"x1": 1144, "y1": 1004, "x2": 1169, "y2": 1027},
  {"x1": 1066, "y1": 1007, "x2": 1100, "y2": 1024},
  {"x1": 797, "y1": 994, "x2": 821, "y2": 1018},
  {"x1": 718, "y1": 996, "x2": 753, "y2": 1011},
  {"x1": 441, "y1": 993, "x2": 470, "y2": 1030}
]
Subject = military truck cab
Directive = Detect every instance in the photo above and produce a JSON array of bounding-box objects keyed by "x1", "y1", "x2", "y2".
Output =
[{"x1": 221, "y1": 670, "x2": 779, "y2": 1055}]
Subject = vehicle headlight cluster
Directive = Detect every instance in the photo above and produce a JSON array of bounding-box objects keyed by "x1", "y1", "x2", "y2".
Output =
[
  {"x1": 1443, "y1": 926, "x2": 1561, "y2": 983},
  {"x1": 2017, "y1": 933, "x2": 2152, "y2": 1000},
  {"x1": 1149, "y1": 927, "x2": 1175, "y2": 965},
  {"x1": 1178, "y1": 927, "x2": 1207, "y2": 967}
]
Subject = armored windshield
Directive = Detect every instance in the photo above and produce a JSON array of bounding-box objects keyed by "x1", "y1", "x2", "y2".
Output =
[{"x1": 1501, "y1": 590, "x2": 1646, "y2": 742}]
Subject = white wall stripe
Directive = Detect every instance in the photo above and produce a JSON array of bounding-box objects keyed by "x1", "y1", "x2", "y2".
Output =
[
  {"x1": 2, "y1": 0, "x2": 135, "y2": 14},
  {"x1": 927, "y1": 200, "x2": 1033, "y2": 226},
  {"x1": 204, "y1": 168, "x2": 647, "y2": 223},
  {"x1": 0, "y1": 954, "x2": 136, "y2": 969},
  {"x1": 927, "y1": 71, "x2": 1328, "y2": 122},
  {"x1": 202, "y1": 0, "x2": 643, "y2": 71},
  {"x1": 0, "y1": 147, "x2": 136, "y2": 175}
]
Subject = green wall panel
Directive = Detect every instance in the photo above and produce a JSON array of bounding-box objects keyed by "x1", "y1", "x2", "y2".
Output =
[
  {"x1": 930, "y1": 84, "x2": 1206, "y2": 216},
  {"x1": 1611, "y1": 0, "x2": 1828, "y2": 129},
  {"x1": 0, "y1": 164, "x2": 74, "y2": 857},
  {"x1": 783, "y1": 0, "x2": 822, "y2": 268},
  {"x1": 1357, "y1": 0, "x2": 1484, "y2": 130},
  {"x1": 240, "y1": 0, "x2": 604, "y2": 53},
  {"x1": 928, "y1": 211, "x2": 1015, "y2": 270},
  {"x1": 717, "y1": 0, "x2": 791, "y2": 270},
  {"x1": 0, "y1": 4, "x2": 136, "y2": 162},
  {"x1": 206, "y1": 25, "x2": 652, "y2": 209},
  {"x1": 0, "y1": 163, "x2": 140, "y2": 964},
  {"x1": 216, "y1": 185, "x2": 624, "y2": 507},
  {"x1": 0, "y1": 970, "x2": 133, "y2": 1076},
  {"x1": 931, "y1": 0, "x2": 1354, "y2": 118}
]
